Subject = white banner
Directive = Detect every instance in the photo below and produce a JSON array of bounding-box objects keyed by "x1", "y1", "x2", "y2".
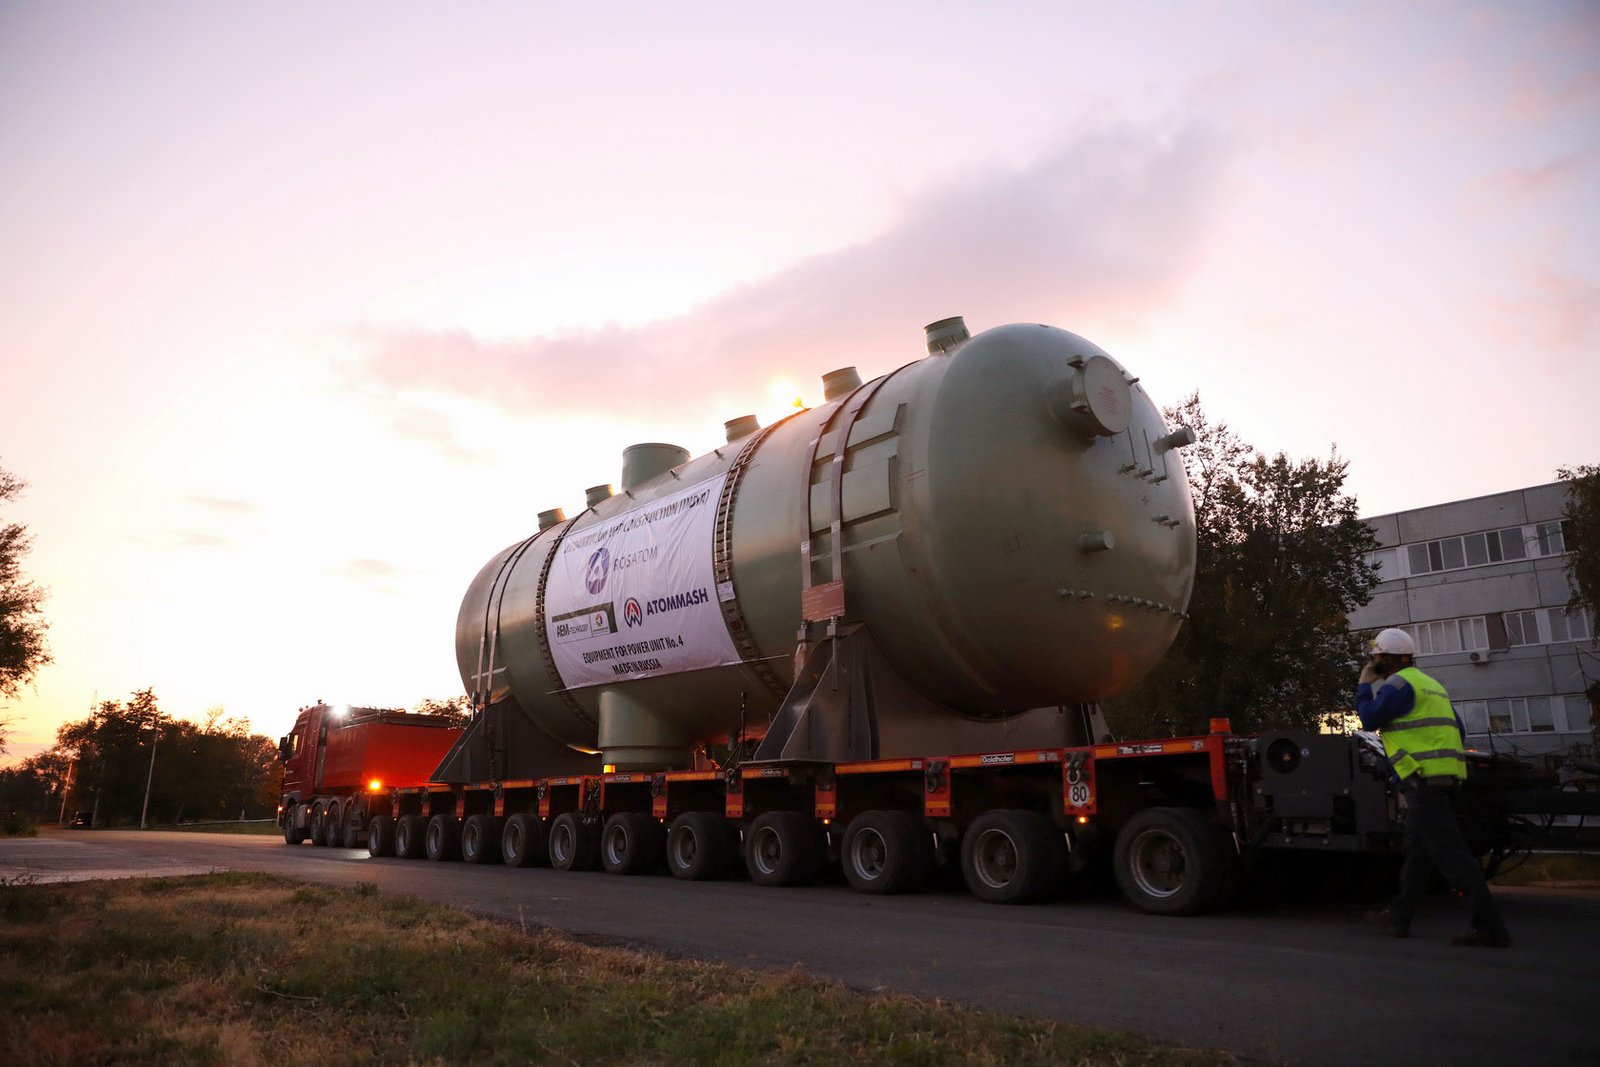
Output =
[{"x1": 545, "y1": 475, "x2": 740, "y2": 689}]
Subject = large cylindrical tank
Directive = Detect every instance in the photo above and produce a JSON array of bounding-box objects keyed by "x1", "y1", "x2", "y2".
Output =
[{"x1": 457, "y1": 319, "x2": 1196, "y2": 768}]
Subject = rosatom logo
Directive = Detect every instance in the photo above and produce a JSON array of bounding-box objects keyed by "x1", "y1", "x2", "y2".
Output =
[
  {"x1": 623, "y1": 597, "x2": 644, "y2": 628},
  {"x1": 585, "y1": 546, "x2": 611, "y2": 595}
]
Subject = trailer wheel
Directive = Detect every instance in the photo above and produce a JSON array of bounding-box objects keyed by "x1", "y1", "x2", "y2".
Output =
[
  {"x1": 842, "y1": 810, "x2": 934, "y2": 895},
  {"x1": 1113, "y1": 807, "x2": 1226, "y2": 915},
  {"x1": 324, "y1": 801, "x2": 344, "y2": 847},
  {"x1": 548, "y1": 812, "x2": 599, "y2": 871},
  {"x1": 340, "y1": 804, "x2": 364, "y2": 849},
  {"x1": 745, "y1": 811, "x2": 825, "y2": 887},
  {"x1": 960, "y1": 809, "x2": 1065, "y2": 904},
  {"x1": 501, "y1": 814, "x2": 549, "y2": 868},
  {"x1": 394, "y1": 814, "x2": 427, "y2": 859},
  {"x1": 283, "y1": 805, "x2": 307, "y2": 845},
  {"x1": 461, "y1": 814, "x2": 502, "y2": 865},
  {"x1": 666, "y1": 813, "x2": 733, "y2": 881},
  {"x1": 601, "y1": 812, "x2": 664, "y2": 875},
  {"x1": 367, "y1": 814, "x2": 394, "y2": 857},
  {"x1": 425, "y1": 814, "x2": 462, "y2": 862}
]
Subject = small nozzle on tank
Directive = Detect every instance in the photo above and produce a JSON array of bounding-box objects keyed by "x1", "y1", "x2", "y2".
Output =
[
  {"x1": 584, "y1": 484, "x2": 614, "y2": 508},
  {"x1": 621, "y1": 443, "x2": 690, "y2": 491},
  {"x1": 723, "y1": 415, "x2": 760, "y2": 442},
  {"x1": 537, "y1": 508, "x2": 567, "y2": 531},
  {"x1": 1078, "y1": 530, "x2": 1116, "y2": 553},
  {"x1": 924, "y1": 316, "x2": 971, "y2": 355},
  {"x1": 821, "y1": 367, "x2": 862, "y2": 401}
]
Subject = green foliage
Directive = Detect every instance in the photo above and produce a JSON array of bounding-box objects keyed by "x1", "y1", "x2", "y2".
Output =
[
  {"x1": 46, "y1": 690, "x2": 282, "y2": 827},
  {"x1": 1557, "y1": 464, "x2": 1600, "y2": 644},
  {"x1": 0, "y1": 462, "x2": 52, "y2": 725},
  {"x1": 1107, "y1": 394, "x2": 1380, "y2": 737}
]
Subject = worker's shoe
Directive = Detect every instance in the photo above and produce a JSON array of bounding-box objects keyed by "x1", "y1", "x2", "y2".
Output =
[
  {"x1": 1368, "y1": 908, "x2": 1409, "y2": 939},
  {"x1": 1451, "y1": 928, "x2": 1512, "y2": 948}
]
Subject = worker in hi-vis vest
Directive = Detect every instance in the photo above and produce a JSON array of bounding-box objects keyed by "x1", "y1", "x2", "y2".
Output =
[{"x1": 1356, "y1": 628, "x2": 1511, "y2": 947}]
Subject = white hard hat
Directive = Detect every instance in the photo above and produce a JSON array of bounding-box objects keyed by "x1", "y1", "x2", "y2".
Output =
[{"x1": 1371, "y1": 628, "x2": 1416, "y2": 656}]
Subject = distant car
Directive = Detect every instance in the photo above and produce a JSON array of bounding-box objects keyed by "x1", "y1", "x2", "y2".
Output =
[{"x1": 67, "y1": 811, "x2": 90, "y2": 828}]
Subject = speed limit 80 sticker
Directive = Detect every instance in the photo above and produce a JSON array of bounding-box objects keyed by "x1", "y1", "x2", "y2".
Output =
[{"x1": 1063, "y1": 754, "x2": 1096, "y2": 813}]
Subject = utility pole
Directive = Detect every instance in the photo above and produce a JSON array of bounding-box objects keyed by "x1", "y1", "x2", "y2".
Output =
[{"x1": 139, "y1": 711, "x2": 159, "y2": 830}]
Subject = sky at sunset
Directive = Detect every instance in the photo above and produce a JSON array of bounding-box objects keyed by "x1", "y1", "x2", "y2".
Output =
[{"x1": 2, "y1": 1, "x2": 1597, "y2": 762}]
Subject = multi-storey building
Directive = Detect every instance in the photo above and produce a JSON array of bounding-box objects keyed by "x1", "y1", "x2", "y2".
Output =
[{"x1": 1349, "y1": 482, "x2": 1596, "y2": 758}]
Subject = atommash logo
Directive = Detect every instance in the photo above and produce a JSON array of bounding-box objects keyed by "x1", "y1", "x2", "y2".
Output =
[
  {"x1": 585, "y1": 547, "x2": 611, "y2": 595},
  {"x1": 623, "y1": 597, "x2": 644, "y2": 628}
]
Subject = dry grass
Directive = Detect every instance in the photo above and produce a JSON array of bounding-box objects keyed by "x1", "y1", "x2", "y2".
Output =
[
  {"x1": 0, "y1": 873, "x2": 1235, "y2": 1067},
  {"x1": 1491, "y1": 850, "x2": 1600, "y2": 887}
]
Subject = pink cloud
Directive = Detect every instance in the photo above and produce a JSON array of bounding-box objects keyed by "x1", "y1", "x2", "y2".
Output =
[{"x1": 353, "y1": 124, "x2": 1228, "y2": 421}]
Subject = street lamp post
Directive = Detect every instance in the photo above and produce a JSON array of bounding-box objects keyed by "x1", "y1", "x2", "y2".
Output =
[{"x1": 139, "y1": 714, "x2": 159, "y2": 830}]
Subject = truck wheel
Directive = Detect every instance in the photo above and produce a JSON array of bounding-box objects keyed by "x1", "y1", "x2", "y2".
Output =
[
  {"x1": 283, "y1": 805, "x2": 308, "y2": 845},
  {"x1": 323, "y1": 801, "x2": 343, "y2": 847},
  {"x1": 394, "y1": 814, "x2": 427, "y2": 859},
  {"x1": 842, "y1": 810, "x2": 933, "y2": 895},
  {"x1": 425, "y1": 814, "x2": 462, "y2": 861},
  {"x1": 310, "y1": 801, "x2": 329, "y2": 846},
  {"x1": 340, "y1": 804, "x2": 364, "y2": 849},
  {"x1": 601, "y1": 812, "x2": 664, "y2": 875},
  {"x1": 744, "y1": 811, "x2": 825, "y2": 887},
  {"x1": 501, "y1": 814, "x2": 549, "y2": 868},
  {"x1": 367, "y1": 814, "x2": 394, "y2": 857},
  {"x1": 960, "y1": 809, "x2": 1065, "y2": 904},
  {"x1": 461, "y1": 814, "x2": 502, "y2": 865},
  {"x1": 1113, "y1": 806, "x2": 1226, "y2": 915},
  {"x1": 666, "y1": 812, "x2": 733, "y2": 881},
  {"x1": 548, "y1": 812, "x2": 599, "y2": 871}
]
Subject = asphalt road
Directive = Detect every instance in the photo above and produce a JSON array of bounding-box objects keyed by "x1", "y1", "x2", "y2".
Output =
[{"x1": 4, "y1": 829, "x2": 1597, "y2": 1066}]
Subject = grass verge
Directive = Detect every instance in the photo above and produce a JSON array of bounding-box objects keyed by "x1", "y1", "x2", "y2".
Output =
[{"x1": 0, "y1": 873, "x2": 1233, "y2": 1067}]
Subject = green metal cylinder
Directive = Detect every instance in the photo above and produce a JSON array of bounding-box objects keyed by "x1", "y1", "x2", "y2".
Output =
[{"x1": 456, "y1": 320, "x2": 1196, "y2": 768}]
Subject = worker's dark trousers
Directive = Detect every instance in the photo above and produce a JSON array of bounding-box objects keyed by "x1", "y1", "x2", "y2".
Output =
[{"x1": 1388, "y1": 780, "x2": 1506, "y2": 934}]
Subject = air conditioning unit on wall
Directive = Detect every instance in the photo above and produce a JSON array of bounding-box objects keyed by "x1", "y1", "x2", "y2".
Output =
[{"x1": 1467, "y1": 649, "x2": 1492, "y2": 665}]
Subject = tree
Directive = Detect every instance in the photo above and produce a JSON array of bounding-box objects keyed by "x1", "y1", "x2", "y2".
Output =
[
  {"x1": 1557, "y1": 464, "x2": 1600, "y2": 642},
  {"x1": 413, "y1": 695, "x2": 471, "y2": 727},
  {"x1": 1105, "y1": 394, "x2": 1381, "y2": 737},
  {"x1": 0, "y1": 463, "x2": 52, "y2": 716}
]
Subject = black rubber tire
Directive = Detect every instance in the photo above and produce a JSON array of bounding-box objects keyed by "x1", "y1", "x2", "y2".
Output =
[
  {"x1": 366, "y1": 814, "x2": 394, "y2": 857},
  {"x1": 841, "y1": 810, "x2": 934, "y2": 895},
  {"x1": 666, "y1": 812, "x2": 734, "y2": 881},
  {"x1": 960, "y1": 809, "x2": 1066, "y2": 905},
  {"x1": 394, "y1": 814, "x2": 427, "y2": 859},
  {"x1": 283, "y1": 805, "x2": 308, "y2": 845},
  {"x1": 744, "y1": 811, "x2": 826, "y2": 887},
  {"x1": 501, "y1": 813, "x2": 549, "y2": 868},
  {"x1": 340, "y1": 804, "x2": 364, "y2": 849},
  {"x1": 1113, "y1": 806, "x2": 1227, "y2": 915},
  {"x1": 548, "y1": 812, "x2": 600, "y2": 871},
  {"x1": 601, "y1": 812, "x2": 665, "y2": 875},
  {"x1": 323, "y1": 801, "x2": 344, "y2": 848},
  {"x1": 309, "y1": 801, "x2": 329, "y2": 846},
  {"x1": 461, "y1": 814, "x2": 502, "y2": 865},
  {"x1": 425, "y1": 814, "x2": 462, "y2": 862}
]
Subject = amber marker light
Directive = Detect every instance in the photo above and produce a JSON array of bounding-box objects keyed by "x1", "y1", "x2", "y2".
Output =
[
  {"x1": 1076, "y1": 816, "x2": 1089, "y2": 824},
  {"x1": 367, "y1": 779, "x2": 383, "y2": 793}
]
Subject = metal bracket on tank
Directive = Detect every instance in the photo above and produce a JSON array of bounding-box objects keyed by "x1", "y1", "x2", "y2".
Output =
[{"x1": 751, "y1": 624, "x2": 885, "y2": 763}]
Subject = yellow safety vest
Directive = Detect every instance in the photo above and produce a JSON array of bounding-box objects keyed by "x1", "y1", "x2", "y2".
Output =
[{"x1": 1378, "y1": 666, "x2": 1467, "y2": 781}]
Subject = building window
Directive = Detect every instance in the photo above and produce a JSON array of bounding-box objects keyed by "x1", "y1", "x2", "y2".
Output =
[
  {"x1": 1365, "y1": 547, "x2": 1399, "y2": 581},
  {"x1": 1402, "y1": 617, "x2": 1489, "y2": 656},
  {"x1": 1566, "y1": 694, "x2": 1594, "y2": 733},
  {"x1": 1470, "y1": 697, "x2": 1556, "y2": 735},
  {"x1": 1406, "y1": 525, "x2": 1531, "y2": 576},
  {"x1": 1504, "y1": 607, "x2": 1593, "y2": 646}
]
